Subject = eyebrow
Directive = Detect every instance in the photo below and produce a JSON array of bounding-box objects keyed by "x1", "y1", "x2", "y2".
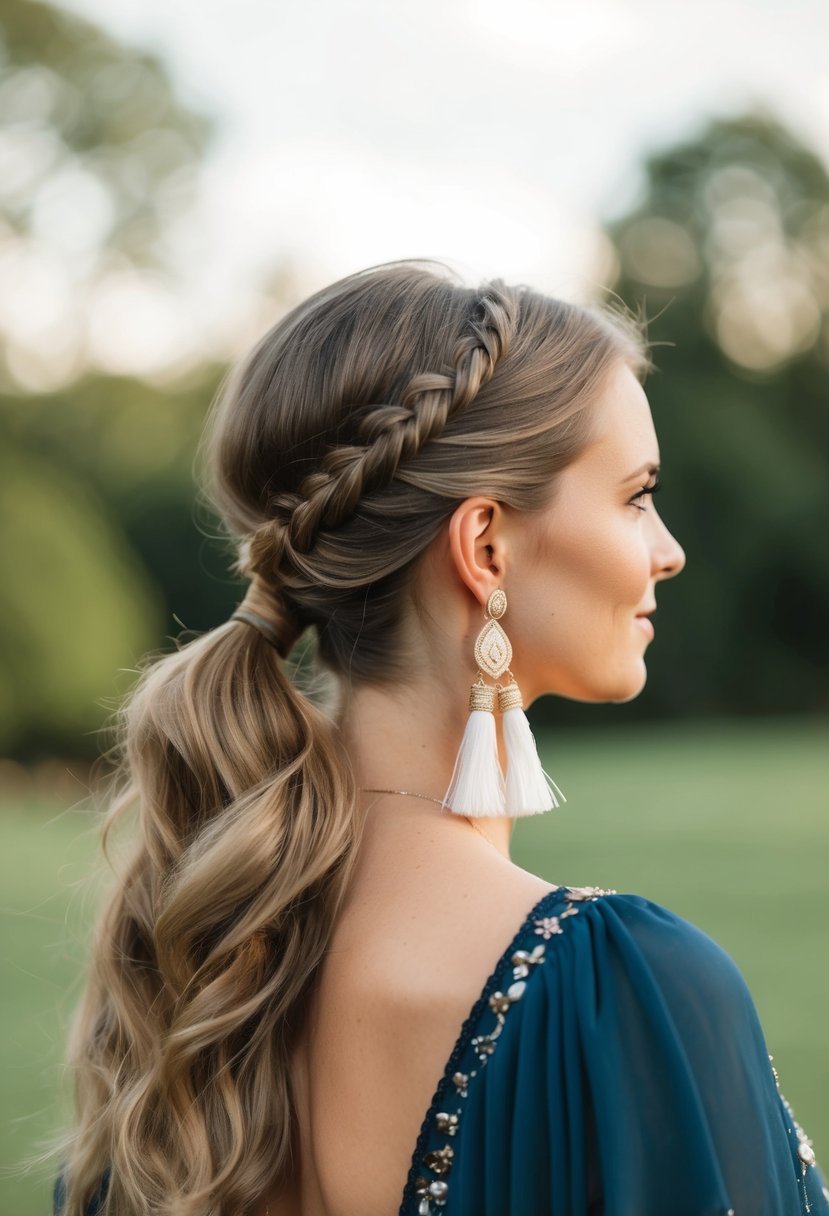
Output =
[{"x1": 621, "y1": 462, "x2": 661, "y2": 484}]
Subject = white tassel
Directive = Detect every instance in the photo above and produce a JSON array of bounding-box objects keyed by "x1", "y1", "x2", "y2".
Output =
[
  {"x1": 499, "y1": 681, "x2": 566, "y2": 816},
  {"x1": 441, "y1": 680, "x2": 506, "y2": 817}
]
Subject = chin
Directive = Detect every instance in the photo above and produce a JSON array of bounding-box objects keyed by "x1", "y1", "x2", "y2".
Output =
[{"x1": 607, "y1": 664, "x2": 648, "y2": 704}]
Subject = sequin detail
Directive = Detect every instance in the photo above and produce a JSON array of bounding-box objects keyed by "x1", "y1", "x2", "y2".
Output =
[
  {"x1": 769, "y1": 1051, "x2": 819, "y2": 1213},
  {"x1": 404, "y1": 885, "x2": 615, "y2": 1214}
]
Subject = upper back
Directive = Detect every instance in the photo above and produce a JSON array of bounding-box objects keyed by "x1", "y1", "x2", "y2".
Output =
[{"x1": 263, "y1": 857, "x2": 558, "y2": 1216}]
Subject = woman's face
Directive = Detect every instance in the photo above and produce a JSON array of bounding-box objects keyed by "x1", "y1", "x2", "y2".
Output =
[{"x1": 507, "y1": 359, "x2": 686, "y2": 705}]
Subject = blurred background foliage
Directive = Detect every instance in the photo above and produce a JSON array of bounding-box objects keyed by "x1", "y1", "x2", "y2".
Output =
[
  {"x1": 0, "y1": 0, "x2": 827, "y2": 762},
  {"x1": 0, "y1": 0, "x2": 212, "y2": 394}
]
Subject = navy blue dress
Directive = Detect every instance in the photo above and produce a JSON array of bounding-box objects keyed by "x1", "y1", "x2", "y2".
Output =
[
  {"x1": 397, "y1": 885, "x2": 829, "y2": 1216},
  {"x1": 55, "y1": 885, "x2": 829, "y2": 1216}
]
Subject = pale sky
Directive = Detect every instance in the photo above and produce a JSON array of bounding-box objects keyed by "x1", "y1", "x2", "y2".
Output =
[{"x1": 14, "y1": 0, "x2": 829, "y2": 384}]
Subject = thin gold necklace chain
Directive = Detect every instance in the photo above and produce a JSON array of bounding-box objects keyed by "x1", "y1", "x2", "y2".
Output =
[{"x1": 359, "y1": 787, "x2": 504, "y2": 857}]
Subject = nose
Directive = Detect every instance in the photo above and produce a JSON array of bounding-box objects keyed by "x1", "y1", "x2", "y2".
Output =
[{"x1": 650, "y1": 512, "x2": 686, "y2": 582}]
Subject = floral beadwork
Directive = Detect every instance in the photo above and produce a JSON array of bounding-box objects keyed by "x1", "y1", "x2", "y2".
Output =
[
  {"x1": 768, "y1": 1051, "x2": 826, "y2": 1211},
  {"x1": 415, "y1": 1176, "x2": 449, "y2": 1210},
  {"x1": 401, "y1": 885, "x2": 615, "y2": 1216},
  {"x1": 562, "y1": 884, "x2": 617, "y2": 900},
  {"x1": 434, "y1": 1111, "x2": 459, "y2": 1136},
  {"x1": 533, "y1": 914, "x2": 564, "y2": 938},
  {"x1": 511, "y1": 943, "x2": 546, "y2": 976},
  {"x1": 422, "y1": 1146, "x2": 454, "y2": 1176}
]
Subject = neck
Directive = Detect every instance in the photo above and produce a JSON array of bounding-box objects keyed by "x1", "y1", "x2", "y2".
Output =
[{"x1": 336, "y1": 679, "x2": 515, "y2": 859}]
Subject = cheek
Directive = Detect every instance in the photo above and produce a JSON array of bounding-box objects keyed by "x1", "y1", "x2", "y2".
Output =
[
  {"x1": 510, "y1": 514, "x2": 651, "y2": 702},
  {"x1": 600, "y1": 524, "x2": 652, "y2": 609},
  {"x1": 537, "y1": 516, "x2": 650, "y2": 619}
]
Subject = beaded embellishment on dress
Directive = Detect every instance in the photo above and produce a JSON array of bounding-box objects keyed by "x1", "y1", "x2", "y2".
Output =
[
  {"x1": 769, "y1": 1053, "x2": 826, "y2": 1212},
  {"x1": 400, "y1": 884, "x2": 616, "y2": 1216}
]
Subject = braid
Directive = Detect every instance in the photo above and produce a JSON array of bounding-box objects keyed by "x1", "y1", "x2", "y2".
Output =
[{"x1": 246, "y1": 286, "x2": 518, "y2": 587}]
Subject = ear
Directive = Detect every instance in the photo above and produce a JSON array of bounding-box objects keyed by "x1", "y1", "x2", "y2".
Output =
[{"x1": 447, "y1": 497, "x2": 508, "y2": 607}]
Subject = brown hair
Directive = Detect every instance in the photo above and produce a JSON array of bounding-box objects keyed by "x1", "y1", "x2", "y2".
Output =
[{"x1": 49, "y1": 260, "x2": 650, "y2": 1214}]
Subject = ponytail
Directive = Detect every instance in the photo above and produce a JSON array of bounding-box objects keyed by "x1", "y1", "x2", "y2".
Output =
[{"x1": 53, "y1": 607, "x2": 360, "y2": 1215}]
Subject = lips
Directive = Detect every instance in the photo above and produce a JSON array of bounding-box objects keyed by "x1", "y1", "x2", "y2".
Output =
[{"x1": 635, "y1": 614, "x2": 655, "y2": 639}]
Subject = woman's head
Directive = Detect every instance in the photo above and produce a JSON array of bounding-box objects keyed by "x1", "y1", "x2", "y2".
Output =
[{"x1": 205, "y1": 259, "x2": 664, "y2": 695}]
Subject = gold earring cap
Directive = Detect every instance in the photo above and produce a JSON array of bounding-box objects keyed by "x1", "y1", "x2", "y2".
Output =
[
  {"x1": 498, "y1": 680, "x2": 523, "y2": 713},
  {"x1": 469, "y1": 681, "x2": 496, "y2": 712}
]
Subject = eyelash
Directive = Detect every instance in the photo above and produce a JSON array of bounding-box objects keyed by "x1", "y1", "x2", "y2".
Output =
[{"x1": 630, "y1": 477, "x2": 662, "y2": 511}]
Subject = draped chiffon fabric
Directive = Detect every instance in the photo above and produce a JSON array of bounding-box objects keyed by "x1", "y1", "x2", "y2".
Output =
[{"x1": 398, "y1": 885, "x2": 829, "y2": 1216}]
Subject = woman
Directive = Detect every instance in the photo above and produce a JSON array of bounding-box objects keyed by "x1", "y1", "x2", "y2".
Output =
[{"x1": 52, "y1": 261, "x2": 827, "y2": 1215}]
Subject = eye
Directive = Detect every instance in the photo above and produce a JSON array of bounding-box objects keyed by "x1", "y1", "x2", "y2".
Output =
[{"x1": 629, "y1": 477, "x2": 662, "y2": 512}]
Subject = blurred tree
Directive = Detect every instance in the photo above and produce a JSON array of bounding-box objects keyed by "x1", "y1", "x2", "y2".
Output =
[
  {"x1": 592, "y1": 108, "x2": 829, "y2": 720},
  {"x1": 0, "y1": 432, "x2": 163, "y2": 756},
  {"x1": 0, "y1": 0, "x2": 219, "y2": 757},
  {"x1": 0, "y1": 364, "x2": 243, "y2": 759},
  {"x1": 0, "y1": 0, "x2": 213, "y2": 390}
]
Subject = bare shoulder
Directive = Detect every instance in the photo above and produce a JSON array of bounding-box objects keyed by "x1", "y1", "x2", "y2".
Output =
[{"x1": 328, "y1": 858, "x2": 558, "y2": 1019}]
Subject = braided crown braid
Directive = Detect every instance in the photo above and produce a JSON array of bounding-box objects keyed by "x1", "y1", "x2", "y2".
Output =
[
  {"x1": 243, "y1": 286, "x2": 515, "y2": 589},
  {"x1": 205, "y1": 260, "x2": 651, "y2": 680}
]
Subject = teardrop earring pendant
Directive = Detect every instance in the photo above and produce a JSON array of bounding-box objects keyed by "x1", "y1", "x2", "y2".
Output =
[{"x1": 440, "y1": 588, "x2": 565, "y2": 818}]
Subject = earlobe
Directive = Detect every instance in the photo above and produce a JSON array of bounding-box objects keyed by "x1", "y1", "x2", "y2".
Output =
[{"x1": 448, "y1": 497, "x2": 505, "y2": 604}]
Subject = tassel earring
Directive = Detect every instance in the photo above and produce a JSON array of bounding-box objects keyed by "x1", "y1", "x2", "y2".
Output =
[
  {"x1": 441, "y1": 588, "x2": 566, "y2": 818},
  {"x1": 494, "y1": 588, "x2": 565, "y2": 815},
  {"x1": 440, "y1": 589, "x2": 508, "y2": 817},
  {"x1": 498, "y1": 678, "x2": 566, "y2": 817}
]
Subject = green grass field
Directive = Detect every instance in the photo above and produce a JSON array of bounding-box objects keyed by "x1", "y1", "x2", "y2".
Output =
[{"x1": 2, "y1": 716, "x2": 828, "y2": 1215}]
